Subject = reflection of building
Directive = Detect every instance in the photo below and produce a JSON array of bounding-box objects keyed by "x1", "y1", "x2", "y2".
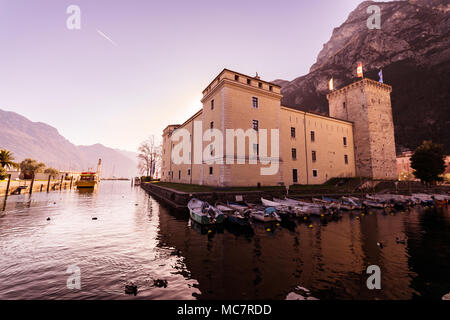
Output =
[{"x1": 162, "y1": 69, "x2": 397, "y2": 187}]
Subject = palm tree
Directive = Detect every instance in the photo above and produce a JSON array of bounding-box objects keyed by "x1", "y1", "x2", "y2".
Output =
[{"x1": 0, "y1": 149, "x2": 18, "y2": 169}]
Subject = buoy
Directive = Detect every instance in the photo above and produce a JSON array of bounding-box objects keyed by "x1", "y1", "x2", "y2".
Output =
[
  {"x1": 276, "y1": 223, "x2": 280, "y2": 227},
  {"x1": 309, "y1": 224, "x2": 313, "y2": 228},
  {"x1": 266, "y1": 228, "x2": 271, "y2": 232},
  {"x1": 356, "y1": 216, "x2": 360, "y2": 220},
  {"x1": 361, "y1": 213, "x2": 365, "y2": 217},
  {"x1": 320, "y1": 214, "x2": 324, "y2": 217},
  {"x1": 304, "y1": 217, "x2": 307, "y2": 220},
  {"x1": 208, "y1": 230, "x2": 212, "y2": 234}
]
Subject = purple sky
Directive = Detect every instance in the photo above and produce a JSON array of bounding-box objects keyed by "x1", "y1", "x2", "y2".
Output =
[{"x1": 0, "y1": 0, "x2": 390, "y2": 152}]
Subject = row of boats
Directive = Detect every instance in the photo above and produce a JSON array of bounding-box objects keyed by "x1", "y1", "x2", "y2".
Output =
[{"x1": 187, "y1": 193, "x2": 449, "y2": 227}]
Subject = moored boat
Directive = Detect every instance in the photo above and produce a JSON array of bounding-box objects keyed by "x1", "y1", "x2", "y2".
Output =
[
  {"x1": 188, "y1": 198, "x2": 225, "y2": 225},
  {"x1": 250, "y1": 206, "x2": 281, "y2": 222}
]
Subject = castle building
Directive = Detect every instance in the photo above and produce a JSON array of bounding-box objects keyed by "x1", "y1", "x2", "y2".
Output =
[{"x1": 161, "y1": 69, "x2": 397, "y2": 187}]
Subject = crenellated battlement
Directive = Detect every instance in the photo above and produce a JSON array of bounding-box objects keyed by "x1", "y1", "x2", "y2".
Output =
[{"x1": 327, "y1": 78, "x2": 392, "y2": 100}]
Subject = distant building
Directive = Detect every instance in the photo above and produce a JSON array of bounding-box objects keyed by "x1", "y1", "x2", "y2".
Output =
[
  {"x1": 397, "y1": 151, "x2": 450, "y2": 178},
  {"x1": 161, "y1": 69, "x2": 397, "y2": 187}
]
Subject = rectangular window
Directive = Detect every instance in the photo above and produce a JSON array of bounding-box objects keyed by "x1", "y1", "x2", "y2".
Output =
[
  {"x1": 269, "y1": 85, "x2": 273, "y2": 91},
  {"x1": 292, "y1": 148, "x2": 297, "y2": 160},
  {"x1": 343, "y1": 102, "x2": 346, "y2": 109},
  {"x1": 209, "y1": 167, "x2": 213, "y2": 175},
  {"x1": 252, "y1": 97, "x2": 258, "y2": 108},
  {"x1": 312, "y1": 169, "x2": 318, "y2": 177},
  {"x1": 293, "y1": 169, "x2": 298, "y2": 183},
  {"x1": 247, "y1": 79, "x2": 251, "y2": 85},
  {"x1": 291, "y1": 127, "x2": 296, "y2": 138},
  {"x1": 252, "y1": 120, "x2": 259, "y2": 131},
  {"x1": 258, "y1": 82, "x2": 262, "y2": 88},
  {"x1": 210, "y1": 121, "x2": 214, "y2": 130},
  {"x1": 235, "y1": 75, "x2": 239, "y2": 81},
  {"x1": 345, "y1": 155, "x2": 349, "y2": 165},
  {"x1": 312, "y1": 151, "x2": 317, "y2": 162},
  {"x1": 178, "y1": 170, "x2": 181, "y2": 180},
  {"x1": 343, "y1": 137, "x2": 347, "y2": 146},
  {"x1": 188, "y1": 169, "x2": 191, "y2": 176},
  {"x1": 211, "y1": 99, "x2": 214, "y2": 110},
  {"x1": 311, "y1": 131, "x2": 315, "y2": 142}
]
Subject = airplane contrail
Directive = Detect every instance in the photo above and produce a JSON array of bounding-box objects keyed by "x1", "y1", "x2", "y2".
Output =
[{"x1": 96, "y1": 29, "x2": 118, "y2": 46}]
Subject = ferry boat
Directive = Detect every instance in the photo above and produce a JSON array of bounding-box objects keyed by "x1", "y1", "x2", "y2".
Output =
[
  {"x1": 77, "y1": 172, "x2": 100, "y2": 188},
  {"x1": 77, "y1": 159, "x2": 102, "y2": 189}
]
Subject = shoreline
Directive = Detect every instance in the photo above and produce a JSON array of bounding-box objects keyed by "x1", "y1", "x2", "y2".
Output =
[{"x1": 0, "y1": 179, "x2": 74, "y2": 197}]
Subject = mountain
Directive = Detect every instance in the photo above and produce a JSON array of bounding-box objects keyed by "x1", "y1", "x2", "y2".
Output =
[
  {"x1": 276, "y1": 0, "x2": 450, "y2": 153},
  {"x1": 0, "y1": 108, "x2": 138, "y2": 177}
]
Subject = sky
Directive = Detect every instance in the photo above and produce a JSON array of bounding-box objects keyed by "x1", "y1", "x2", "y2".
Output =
[{"x1": 0, "y1": 0, "x2": 391, "y2": 152}]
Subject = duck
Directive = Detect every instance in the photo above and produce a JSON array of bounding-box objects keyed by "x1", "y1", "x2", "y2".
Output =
[
  {"x1": 92, "y1": 217, "x2": 98, "y2": 220},
  {"x1": 125, "y1": 283, "x2": 138, "y2": 295},
  {"x1": 46, "y1": 217, "x2": 51, "y2": 221},
  {"x1": 153, "y1": 279, "x2": 168, "y2": 288}
]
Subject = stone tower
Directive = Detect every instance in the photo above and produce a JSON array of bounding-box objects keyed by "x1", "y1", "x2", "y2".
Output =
[{"x1": 327, "y1": 78, "x2": 397, "y2": 180}]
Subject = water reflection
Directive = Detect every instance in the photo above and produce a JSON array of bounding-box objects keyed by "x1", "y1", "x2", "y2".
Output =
[{"x1": 0, "y1": 182, "x2": 449, "y2": 300}]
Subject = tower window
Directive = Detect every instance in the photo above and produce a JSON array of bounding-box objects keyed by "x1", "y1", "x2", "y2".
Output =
[
  {"x1": 211, "y1": 99, "x2": 214, "y2": 110},
  {"x1": 293, "y1": 169, "x2": 298, "y2": 183},
  {"x1": 269, "y1": 85, "x2": 273, "y2": 91},
  {"x1": 344, "y1": 155, "x2": 349, "y2": 165},
  {"x1": 235, "y1": 75, "x2": 239, "y2": 81},
  {"x1": 312, "y1": 151, "x2": 317, "y2": 162},
  {"x1": 343, "y1": 137, "x2": 347, "y2": 146},
  {"x1": 291, "y1": 127, "x2": 296, "y2": 138},
  {"x1": 343, "y1": 102, "x2": 346, "y2": 109},
  {"x1": 178, "y1": 170, "x2": 181, "y2": 180},
  {"x1": 188, "y1": 169, "x2": 191, "y2": 176},
  {"x1": 252, "y1": 97, "x2": 259, "y2": 108},
  {"x1": 210, "y1": 121, "x2": 214, "y2": 130},
  {"x1": 247, "y1": 79, "x2": 251, "y2": 85},
  {"x1": 258, "y1": 82, "x2": 262, "y2": 88},
  {"x1": 209, "y1": 167, "x2": 213, "y2": 175},
  {"x1": 312, "y1": 169, "x2": 318, "y2": 177},
  {"x1": 252, "y1": 120, "x2": 259, "y2": 131},
  {"x1": 292, "y1": 148, "x2": 297, "y2": 160},
  {"x1": 311, "y1": 131, "x2": 315, "y2": 142}
]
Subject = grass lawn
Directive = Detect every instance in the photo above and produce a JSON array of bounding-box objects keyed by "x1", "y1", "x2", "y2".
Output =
[{"x1": 149, "y1": 182, "x2": 285, "y2": 193}]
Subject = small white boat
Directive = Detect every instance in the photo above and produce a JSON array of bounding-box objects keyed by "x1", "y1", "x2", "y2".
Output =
[
  {"x1": 363, "y1": 200, "x2": 387, "y2": 209},
  {"x1": 261, "y1": 198, "x2": 283, "y2": 207},
  {"x1": 250, "y1": 206, "x2": 281, "y2": 222},
  {"x1": 273, "y1": 197, "x2": 322, "y2": 216}
]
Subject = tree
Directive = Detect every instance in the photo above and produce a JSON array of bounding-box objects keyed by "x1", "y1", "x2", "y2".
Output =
[
  {"x1": 0, "y1": 149, "x2": 18, "y2": 169},
  {"x1": 44, "y1": 167, "x2": 60, "y2": 177},
  {"x1": 410, "y1": 141, "x2": 446, "y2": 185},
  {"x1": 138, "y1": 135, "x2": 162, "y2": 179},
  {"x1": 19, "y1": 158, "x2": 46, "y2": 179},
  {"x1": 0, "y1": 167, "x2": 7, "y2": 180}
]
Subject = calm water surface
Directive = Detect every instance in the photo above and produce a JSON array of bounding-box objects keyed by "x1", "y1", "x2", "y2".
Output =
[{"x1": 0, "y1": 181, "x2": 449, "y2": 300}]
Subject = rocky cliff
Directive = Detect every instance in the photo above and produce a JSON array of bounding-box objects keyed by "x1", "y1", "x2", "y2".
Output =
[{"x1": 277, "y1": 0, "x2": 450, "y2": 153}]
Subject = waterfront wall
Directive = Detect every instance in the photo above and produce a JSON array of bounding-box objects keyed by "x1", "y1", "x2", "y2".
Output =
[
  {"x1": 0, "y1": 179, "x2": 73, "y2": 197},
  {"x1": 140, "y1": 183, "x2": 286, "y2": 209}
]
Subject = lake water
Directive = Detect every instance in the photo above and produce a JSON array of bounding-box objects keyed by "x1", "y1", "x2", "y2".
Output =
[{"x1": 0, "y1": 181, "x2": 449, "y2": 300}]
